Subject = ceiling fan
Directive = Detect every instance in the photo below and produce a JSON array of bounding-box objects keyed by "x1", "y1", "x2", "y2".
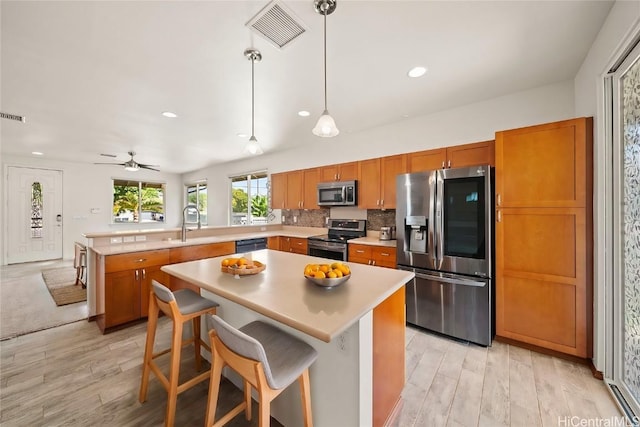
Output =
[{"x1": 95, "y1": 151, "x2": 160, "y2": 172}]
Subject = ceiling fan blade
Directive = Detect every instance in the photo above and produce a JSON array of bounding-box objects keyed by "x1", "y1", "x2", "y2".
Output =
[
  {"x1": 140, "y1": 165, "x2": 160, "y2": 172},
  {"x1": 94, "y1": 162, "x2": 126, "y2": 166}
]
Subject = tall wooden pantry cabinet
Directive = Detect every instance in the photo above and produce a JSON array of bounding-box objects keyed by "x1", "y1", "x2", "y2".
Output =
[{"x1": 495, "y1": 117, "x2": 593, "y2": 358}]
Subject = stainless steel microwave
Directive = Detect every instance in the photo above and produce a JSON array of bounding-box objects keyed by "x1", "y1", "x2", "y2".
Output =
[{"x1": 317, "y1": 180, "x2": 358, "y2": 206}]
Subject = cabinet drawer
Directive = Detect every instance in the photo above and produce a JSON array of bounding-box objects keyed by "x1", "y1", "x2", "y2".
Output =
[
  {"x1": 349, "y1": 244, "x2": 372, "y2": 259},
  {"x1": 289, "y1": 238, "x2": 308, "y2": 254},
  {"x1": 105, "y1": 249, "x2": 170, "y2": 273},
  {"x1": 373, "y1": 247, "x2": 396, "y2": 268},
  {"x1": 169, "y1": 242, "x2": 235, "y2": 263}
]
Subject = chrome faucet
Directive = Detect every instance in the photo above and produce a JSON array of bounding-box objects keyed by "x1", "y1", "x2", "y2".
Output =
[{"x1": 181, "y1": 204, "x2": 201, "y2": 242}]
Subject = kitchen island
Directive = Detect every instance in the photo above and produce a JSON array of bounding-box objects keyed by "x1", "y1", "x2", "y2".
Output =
[{"x1": 161, "y1": 249, "x2": 413, "y2": 427}]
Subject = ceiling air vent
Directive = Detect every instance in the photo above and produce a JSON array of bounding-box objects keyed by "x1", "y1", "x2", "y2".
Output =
[
  {"x1": 0, "y1": 112, "x2": 26, "y2": 123},
  {"x1": 246, "y1": 0, "x2": 306, "y2": 49}
]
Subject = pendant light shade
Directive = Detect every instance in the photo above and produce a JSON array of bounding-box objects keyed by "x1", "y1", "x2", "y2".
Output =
[
  {"x1": 244, "y1": 48, "x2": 264, "y2": 155},
  {"x1": 313, "y1": 0, "x2": 339, "y2": 138}
]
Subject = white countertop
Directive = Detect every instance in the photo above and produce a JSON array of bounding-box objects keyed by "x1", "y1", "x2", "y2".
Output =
[
  {"x1": 161, "y1": 249, "x2": 414, "y2": 343},
  {"x1": 349, "y1": 236, "x2": 397, "y2": 248}
]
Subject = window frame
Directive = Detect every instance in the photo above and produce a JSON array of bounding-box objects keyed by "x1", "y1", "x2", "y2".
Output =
[
  {"x1": 229, "y1": 170, "x2": 269, "y2": 226},
  {"x1": 184, "y1": 180, "x2": 208, "y2": 226},
  {"x1": 111, "y1": 178, "x2": 166, "y2": 224}
]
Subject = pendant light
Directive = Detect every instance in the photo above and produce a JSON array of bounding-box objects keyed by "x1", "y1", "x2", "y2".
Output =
[
  {"x1": 312, "y1": 0, "x2": 339, "y2": 138},
  {"x1": 244, "y1": 48, "x2": 264, "y2": 155}
]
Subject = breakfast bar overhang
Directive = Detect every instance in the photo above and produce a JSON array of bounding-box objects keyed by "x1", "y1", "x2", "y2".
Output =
[{"x1": 161, "y1": 249, "x2": 414, "y2": 427}]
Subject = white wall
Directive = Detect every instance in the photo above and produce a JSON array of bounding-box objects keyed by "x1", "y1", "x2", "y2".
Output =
[
  {"x1": 573, "y1": 0, "x2": 640, "y2": 372},
  {"x1": 0, "y1": 154, "x2": 183, "y2": 263},
  {"x1": 184, "y1": 79, "x2": 576, "y2": 225}
]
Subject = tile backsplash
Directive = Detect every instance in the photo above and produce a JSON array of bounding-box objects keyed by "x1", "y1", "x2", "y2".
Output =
[{"x1": 281, "y1": 209, "x2": 396, "y2": 230}]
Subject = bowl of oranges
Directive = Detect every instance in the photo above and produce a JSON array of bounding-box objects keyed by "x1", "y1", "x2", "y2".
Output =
[
  {"x1": 304, "y1": 262, "x2": 351, "y2": 288},
  {"x1": 221, "y1": 257, "x2": 265, "y2": 276}
]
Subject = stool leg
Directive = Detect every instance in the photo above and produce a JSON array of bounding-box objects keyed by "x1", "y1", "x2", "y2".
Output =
[
  {"x1": 258, "y1": 393, "x2": 271, "y2": 427},
  {"x1": 299, "y1": 369, "x2": 313, "y2": 427},
  {"x1": 244, "y1": 380, "x2": 252, "y2": 421},
  {"x1": 139, "y1": 295, "x2": 159, "y2": 403},
  {"x1": 204, "y1": 345, "x2": 224, "y2": 427},
  {"x1": 193, "y1": 316, "x2": 202, "y2": 371},
  {"x1": 165, "y1": 319, "x2": 183, "y2": 427}
]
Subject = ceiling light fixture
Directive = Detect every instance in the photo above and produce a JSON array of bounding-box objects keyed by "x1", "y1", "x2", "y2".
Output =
[
  {"x1": 244, "y1": 48, "x2": 264, "y2": 155},
  {"x1": 32, "y1": 151, "x2": 43, "y2": 156},
  {"x1": 298, "y1": 110, "x2": 310, "y2": 117},
  {"x1": 161, "y1": 111, "x2": 177, "y2": 118},
  {"x1": 408, "y1": 66, "x2": 427, "y2": 78},
  {"x1": 312, "y1": 0, "x2": 339, "y2": 138}
]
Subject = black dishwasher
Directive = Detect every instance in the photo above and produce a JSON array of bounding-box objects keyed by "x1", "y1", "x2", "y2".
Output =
[{"x1": 235, "y1": 237, "x2": 268, "y2": 253}]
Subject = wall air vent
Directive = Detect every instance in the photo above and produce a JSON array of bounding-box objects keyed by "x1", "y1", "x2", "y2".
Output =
[
  {"x1": 0, "y1": 112, "x2": 26, "y2": 123},
  {"x1": 246, "y1": 0, "x2": 306, "y2": 49}
]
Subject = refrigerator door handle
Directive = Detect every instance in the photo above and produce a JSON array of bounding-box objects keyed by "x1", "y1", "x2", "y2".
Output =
[
  {"x1": 414, "y1": 271, "x2": 486, "y2": 287},
  {"x1": 434, "y1": 170, "x2": 445, "y2": 268}
]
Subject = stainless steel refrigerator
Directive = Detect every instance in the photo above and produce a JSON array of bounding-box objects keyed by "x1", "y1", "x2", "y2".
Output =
[{"x1": 396, "y1": 165, "x2": 493, "y2": 346}]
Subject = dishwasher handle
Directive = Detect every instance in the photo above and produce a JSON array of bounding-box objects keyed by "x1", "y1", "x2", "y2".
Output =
[{"x1": 413, "y1": 271, "x2": 486, "y2": 287}]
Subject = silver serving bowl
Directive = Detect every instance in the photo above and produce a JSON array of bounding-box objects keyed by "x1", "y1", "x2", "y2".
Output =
[{"x1": 304, "y1": 274, "x2": 350, "y2": 288}]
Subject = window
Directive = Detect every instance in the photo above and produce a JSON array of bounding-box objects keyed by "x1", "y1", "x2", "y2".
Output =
[
  {"x1": 112, "y1": 180, "x2": 165, "y2": 223},
  {"x1": 31, "y1": 182, "x2": 43, "y2": 238},
  {"x1": 230, "y1": 172, "x2": 268, "y2": 225},
  {"x1": 185, "y1": 181, "x2": 207, "y2": 225}
]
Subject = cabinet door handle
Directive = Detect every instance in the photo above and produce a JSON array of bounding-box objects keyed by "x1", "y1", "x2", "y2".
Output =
[
  {"x1": 381, "y1": 252, "x2": 390, "y2": 257},
  {"x1": 381, "y1": 199, "x2": 384, "y2": 206},
  {"x1": 368, "y1": 260, "x2": 372, "y2": 265},
  {"x1": 135, "y1": 270, "x2": 139, "y2": 281},
  {"x1": 372, "y1": 260, "x2": 376, "y2": 266},
  {"x1": 337, "y1": 173, "x2": 340, "y2": 180},
  {"x1": 497, "y1": 193, "x2": 501, "y2": 206},
  {"x1": 497, "y1": 210, "x2": 502, "y2": 222},
  {"x1": 442, "y1": 161, "x2": 445, "y2": 168},
  {"x1": 447, "y1": 160, "x2": 451, "y2": 168},
  {"x1": 356, "y1": 250, "x2": 365, "y2": 253},
  {"x1": 376, "y1": 200, "x2": 380, "y2": 206},
  {"x1": 142, "y1": 268, "x2": 146, "y2": 279},
  {"x1": 136, "y1": 258, "x2": 146, "y2": 263}
]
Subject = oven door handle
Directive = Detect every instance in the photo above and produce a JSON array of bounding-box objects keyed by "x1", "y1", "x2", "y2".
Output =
[{"x1": 414, "y1": 271, "x2": 486, "y2": 287}]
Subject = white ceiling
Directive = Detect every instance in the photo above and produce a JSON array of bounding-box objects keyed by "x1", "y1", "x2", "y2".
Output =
[{"x1": 1, "y1": 1, "x2": 613, "y2": 174}]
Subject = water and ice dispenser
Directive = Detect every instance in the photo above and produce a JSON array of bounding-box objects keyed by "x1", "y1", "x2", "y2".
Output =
[{"x1": 404, "y1": 215, "x2": 427, "y2": 253}]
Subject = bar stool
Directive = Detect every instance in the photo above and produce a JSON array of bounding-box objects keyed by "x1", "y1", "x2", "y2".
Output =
[
  {"x1": 139, "y1": 280, "x2": 219, "y2": 427},
  {"x1": 205, "y1": 314, "x2": 318, "y2": 427}
]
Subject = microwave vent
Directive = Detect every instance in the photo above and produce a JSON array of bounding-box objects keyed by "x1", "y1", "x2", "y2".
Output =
[{"x1": 246, "y1": 0, "x2": 306, "y2": 49}]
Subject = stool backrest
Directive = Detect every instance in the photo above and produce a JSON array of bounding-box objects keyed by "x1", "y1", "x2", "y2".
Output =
[
  {"x1": 152, "y1": 280, "x2": 176, "y2": 304},
  {"x1": 208, "y1": 315, "x2": 273, "y2": 385}
]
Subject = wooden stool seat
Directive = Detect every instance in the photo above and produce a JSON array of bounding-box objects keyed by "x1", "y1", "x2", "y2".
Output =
[
  {"x1": 205, "y1": 314, "x2": 318, "y2": 427},
  {"x1": 139, "y1": 280, "x2": 219, "y2": 427}
]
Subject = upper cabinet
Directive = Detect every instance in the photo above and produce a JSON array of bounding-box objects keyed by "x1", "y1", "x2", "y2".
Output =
[
  {"x1": 270, "y1": 169, "x2": 319, "y2": 210},
  {"x1": 319, "y1": 162, "x2": 358, "y2": 182},
  {"x1": 358, "y1": 154, "x2": 407, "y2": 209},
  {"x1": 408, "y1": 140, "x2": 495, "y2": 173}
]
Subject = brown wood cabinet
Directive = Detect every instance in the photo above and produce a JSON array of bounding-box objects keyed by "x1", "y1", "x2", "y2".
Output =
[
  {"x1": 267, "y1": 236, "x2": 280, "y2": 250},
  {"x1": 270, "y1": 172, "x2": 287, "y2": 209},
  {"x1": 495, "y1": 118, "x2": 592, "y2": 358},
  {"x1": 269, "y1": 236, "x2": 308, "y2": 254},
  {"x1": 319, "y1": 161, "x2": 358, "y2": 182},
  {"x1": 302, "y1": 168, "x2": 320, "y2": 209},
  {"x1": 101, "y1": 249, "x2": 170, "y2": 330},
  {"x1": 358, "y1": 154, "x2": 407, "y2": 209},
  {"x1": 408, "y1": 140, "x2": 494, "y2": 172},
  {"x1": 349, "y1": 244, "x2": 397, "y2": 268}
]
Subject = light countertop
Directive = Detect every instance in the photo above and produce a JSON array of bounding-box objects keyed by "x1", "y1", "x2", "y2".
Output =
[
  {"x1": 161, "y1": 249, "x2": 414, "y2": 343},
  {"x1": 349, "y1": 236, "x2": 397, "y2": 248}
]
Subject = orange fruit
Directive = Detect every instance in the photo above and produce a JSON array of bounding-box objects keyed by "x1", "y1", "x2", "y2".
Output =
[
  {"x1": 237, "y1": 258, "x2": 248, "y2": 266},
  {"x1": 314, "y1": 271, "x2": 326, "y2": 279},
  {"x1": 337, "y1": 264, "x2": 350, "y2": 275},
  {"x1": 319, "y1": 264, "x2": 330, "y2": 273},
  {"x1": 333, "y1": 269, "x2": 343, "y2": 278},
  {"x1": 221, "y1": 258, "x2": 231, "y2": 267},
  {"x1": 304, "y1": 265, "x2": 314, "y2": 276},
  {"x1": 327, "y1": 271, "x2": 337, "y2": 279}
]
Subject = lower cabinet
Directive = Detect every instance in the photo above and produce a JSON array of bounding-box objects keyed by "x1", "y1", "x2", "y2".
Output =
[
  {"x1": 101, "y1": 249, "x2": 170, "y2": 331},
  {"x1": 349, "y1": 244, "x2": 396, "y2": 268},
  {"x1": 169, "y1": 242, "x2": 235, "y2": 292},
  {"x1": 271, "y1": 236, "x2": 308, "y2": 255}
]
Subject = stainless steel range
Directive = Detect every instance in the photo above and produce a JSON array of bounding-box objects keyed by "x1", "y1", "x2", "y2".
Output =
[{"x1": 308, "y1": 219, "x2": 367, "y2": 261}]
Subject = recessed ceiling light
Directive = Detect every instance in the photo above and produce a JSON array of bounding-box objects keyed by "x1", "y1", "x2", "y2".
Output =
[
  {"x1": 298, "y1": 110, "x2": 310, "y2": 117},
  {"x1": 161, "y1": 111, "x2": 177, "y2": 118},
  {"x1": 32, "y1": 151, "x2": 43, "y2": 156},
  {"x1": 407, "y1": 66, "x2": 428, "y2": 78},
  {"x1": 237, "y1": 133, "x2": 248, "y2": 138}
]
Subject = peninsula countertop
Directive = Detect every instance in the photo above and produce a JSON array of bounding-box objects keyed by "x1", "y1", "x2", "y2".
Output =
[{"x1": 161, "y1": 249, "x2": 414, "y2": 343}]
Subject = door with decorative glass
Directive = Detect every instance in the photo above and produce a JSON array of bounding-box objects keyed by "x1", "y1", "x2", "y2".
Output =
[
  {"x1": 6, "y1": 167, "x2": 63, "y2": 264},
  {"x1": 608, "y1": 40, "x2": 640, "y2": 419}
]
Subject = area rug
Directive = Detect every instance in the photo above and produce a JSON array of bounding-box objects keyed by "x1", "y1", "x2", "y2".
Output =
[{"x1": 42, "y1": 267, "x2": 86, "y2": 306}]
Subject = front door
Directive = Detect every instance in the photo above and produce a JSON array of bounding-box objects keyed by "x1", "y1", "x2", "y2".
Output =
[{"x1": 6, "y1": 167, "x2": 63, "y2": 264}]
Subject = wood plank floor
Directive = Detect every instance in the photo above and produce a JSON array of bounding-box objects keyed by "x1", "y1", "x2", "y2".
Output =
[{"x1": 0, "y1": 260, "x2": 623, "y2": 426}]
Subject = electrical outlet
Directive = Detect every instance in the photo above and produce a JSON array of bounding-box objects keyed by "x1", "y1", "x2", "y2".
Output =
[
  {"x1": 123, "y1": 236, "x2": 135, "y2": 243},
  {"x1": 337, "y1": 333, "x2": 347, "y2": 352},
  {"x1": 293, "y1": 216, "x2": 297, "y2": 223},
  {"x1": 260, "y1": 226, "x2": 266, "y2": 231},
  {"x1": 135, "y1": 235, "x2": 146, "y2": 242},
  {"x1": 110, "y1": 237, "x2": 122, "y2": 244}
]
